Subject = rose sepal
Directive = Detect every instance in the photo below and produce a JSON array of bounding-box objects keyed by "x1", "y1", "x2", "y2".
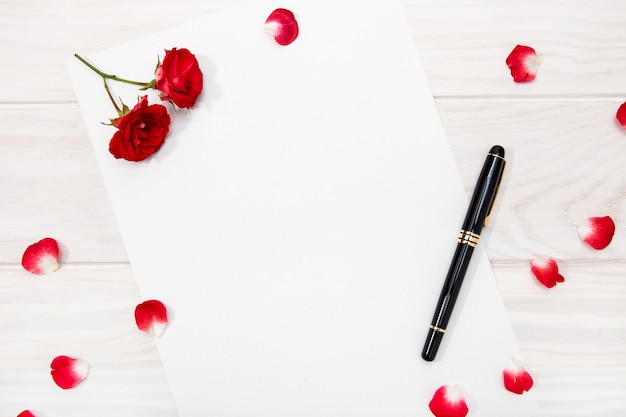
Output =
[{"x1": 138, "y1": 79, "x2": 157, "y2": 91}]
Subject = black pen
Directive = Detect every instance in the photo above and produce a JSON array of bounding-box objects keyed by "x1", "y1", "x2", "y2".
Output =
[{"x1": 421, "y1": 145, "x2": 506, "y2": 361}]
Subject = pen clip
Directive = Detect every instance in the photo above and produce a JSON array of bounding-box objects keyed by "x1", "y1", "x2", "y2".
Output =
[{"x1": 483, "y1": 164, "x2": 505, "y2": 228}]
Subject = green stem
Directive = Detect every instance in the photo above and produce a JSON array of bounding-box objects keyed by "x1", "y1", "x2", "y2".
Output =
[
  {"x1": 74, "y1": 53, "x2": 153, "y2": 87},
  {"x1": 102, "y1": 78, "x2": 122, "y2": 115}
]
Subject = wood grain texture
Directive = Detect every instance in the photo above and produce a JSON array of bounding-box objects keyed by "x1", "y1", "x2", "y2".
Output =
[
  {"x1": 0, "y1": 0, "x2": 247, "y2": 102},
  {"x1": 1, "y1": 0, "x2": 626, "y2": 101},
  {"x1": 495, "y1": 262, "x2": 626, "y2": 416},
  {"x1": 1, "y1": 0, "x2": 625, "y2": 415},
  {"x1": 0, "y1": 265, "x2": 177, "y2": 416},
  {"x1": 0, "y1": 103, "x2": 127, "y2": 263},
  {"x1": 2, "y1": 261, "x2": 625, "y2": 415},
  {"x1": 440, "y1": 98, "x2": 626, "y2": 261},
  {"x1": 3, "y1": 100, "x2": 624, "y2": 263},
  {"x1": 406, "y1": 0, "x2": 626, "y2": 97}
]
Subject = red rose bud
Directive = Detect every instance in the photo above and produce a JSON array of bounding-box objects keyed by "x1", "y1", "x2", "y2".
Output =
[
  {"x1": 155, "y1": 48, "x2": 203, "y2": 109},
  {"x1": 109, "y1": 96, "x2": 171, "y2": 162}
]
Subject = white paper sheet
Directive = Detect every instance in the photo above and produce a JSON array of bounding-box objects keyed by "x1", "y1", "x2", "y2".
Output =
[{"x1": 68, "y1": 0, "x2": 538, "y2": 415}]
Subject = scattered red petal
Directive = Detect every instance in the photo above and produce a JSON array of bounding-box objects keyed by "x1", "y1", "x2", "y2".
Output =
[
  {"x1": 503, "y1": 358, "x2": 534, "y2": 394},
  {"x1": 21, "y1": 237, "x2": 60, "y2": 275},
  {"x1": 50, "y1": 355, "x2": 90, "y2": 389},
  {"x1": 506, "y1": 45, "x2": 541, "y2": 82},
  {"x1": 577, "y1": 216, "x2": 615, "y2": 250},
  {"x1": 617, "y1": 102, "x2": 626, "y2": 129},
  {"x1": 428, "y1": 385, "x2": 469, "y2": 417},
  {"x1": 530, "y1": 254, "x2": 565, "y2": 288},
  {"x1": 17, "y1": 411, "x2": 36, "y2": 417},
  {"x1": 135, "y1": 299, "x2": 169, "y2": 337},
  {"x1": 264, "y1": 8, "x2": 299, "y2": 45}
]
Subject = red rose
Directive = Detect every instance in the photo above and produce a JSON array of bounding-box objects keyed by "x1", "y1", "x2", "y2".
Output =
[
  {"x1": 109, "y1": 96, "x2": 171, "y2": 162},
  {"x1": 155, "y1": 48, "x2": 203, "y2": 109}
]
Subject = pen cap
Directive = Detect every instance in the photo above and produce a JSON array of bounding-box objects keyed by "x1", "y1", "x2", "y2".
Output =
[
  {"x1": 461, "y1": 146, "x2": 505, "y2": 233},
  {"x1": 489, "y1": 145, "x2": 505, "y2": 157}
]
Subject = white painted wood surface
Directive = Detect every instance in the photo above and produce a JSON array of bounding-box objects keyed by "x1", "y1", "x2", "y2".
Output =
[{"x1": 1, "y1": 0, "x2": 625, "y2": 416}]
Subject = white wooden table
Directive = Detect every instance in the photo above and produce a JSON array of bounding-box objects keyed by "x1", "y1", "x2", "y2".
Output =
[{"x1": 2, "y1": 1, "x2": 625, "y2": 416}]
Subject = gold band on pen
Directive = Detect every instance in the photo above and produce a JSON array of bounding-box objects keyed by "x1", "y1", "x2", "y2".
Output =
[
  {"x1": 430, "y1": 325, "x2": 446, "y2": 333},
  {"x1": 458, "y1": 229, "x2": 480, "y2": 247},
  {"x1": 488, "y1": 152, "x2": 506, "y2": 161}
]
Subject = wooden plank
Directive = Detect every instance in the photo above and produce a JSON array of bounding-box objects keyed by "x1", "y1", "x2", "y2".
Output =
[
  {"x1": 1, "y1": 261, "x2": 625, "y2": 416},
  {"x1": 440, "y1": 98, "x2": 626, "y2": 262},
  {"x1": 405, "y1": 0, "x2": 626, "y2": 96},
  {"x1": 1, "y1": 1, "x2": 623, "y2": 416},
  {"x1": 494, "y1": 262, "x2": 626, "y2": 416},
  {"x1": 3, "y1": 99, "x2": 625, "y2": 263},
  {"x1": 0, "y1": 103, "x2": 127, "y2": 263},
  {"x1": 1, "y1": 0, "x2": 626, "y2": 102},
  {"x1": 0, "y1": 0, "x2": 244, "y2": 102},
  {"x1": 0, "y1": 265, "x2": 177, "y2": 417}
]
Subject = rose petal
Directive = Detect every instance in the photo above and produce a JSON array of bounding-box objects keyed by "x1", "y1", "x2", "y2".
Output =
[
  {"x1": 17, "y1": 411, "x2": 36, "y2": 417},
  {"x1": 577, "y1": 216, "x2": 616, "y2": 250},
  {"x1": 135, "y1": 299, "x2": 169, "y2": 337},
  {"x1": 50, "y1": 355, "x2": 90, "y2": 389},
  {"x1": 530, "y1": 254, "x2": 565, "y2": 288},
  {"x1": 21, "y1": 237, "x2": 60, "y2": 275},
  {"x1": 506, "y1": 45, "x2": 541, "y2": 82},
  {"x1": 616, "y1": 102, "x2": 626, "y2": 129},
  {"x1": 503, "y1": 357, "x2": 534, "y2": 394},
  {"x1": 264, "y1": 8, "x2": 299, "y2": 45},
  {"x1": 428, "y1": 385, "x2": 469, "y2": 417}
]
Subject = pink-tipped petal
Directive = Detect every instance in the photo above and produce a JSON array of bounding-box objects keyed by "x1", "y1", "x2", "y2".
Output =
[
  {"x1": 506, "y1": 45, "x2": 541, "y2": 82},
  {"x1": 503, "y1": 358, "x2": 534, "y2": 394},
  {"x1": 530, "y1": 254, "x2": 565, "y2": 288},
  {"x1": 21, "y1": 237, "x2": 60, "y2": 275},
  {"x1": 428, "y1": 385, "x2": 469, "y2": 417},
  {"x1": 264, "y1": 8, "x2": 299, "y2": 45},
  {"x1": 135, "y1": 299, "x2": 169, "y2": 337},
  {"x1": 617, "y1": 102, "x2": 626, "y2": 129},
  {"x1": 577, "y1": 216, "x2": 616, "y2": 250},
  {"x1": 17, "y1": 411, "x2": 36, "y2": 417},
  {"x1": 50, "y1": 355, "x2": 90, "y2": 389}
]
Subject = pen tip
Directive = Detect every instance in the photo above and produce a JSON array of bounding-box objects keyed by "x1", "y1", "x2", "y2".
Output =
[{"x1": 489, "y1": 145, "x2": 505, "y2": 158}]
